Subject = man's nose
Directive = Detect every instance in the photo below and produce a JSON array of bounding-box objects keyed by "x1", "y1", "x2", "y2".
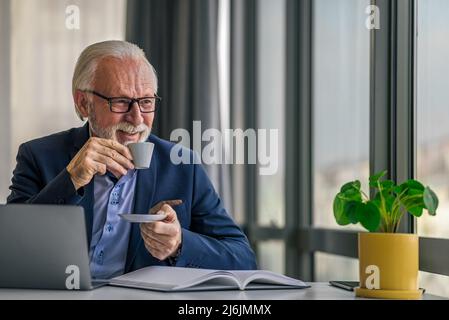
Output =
[{"x1": 125, "y1": 101, "x2": 144, "y2": 125}]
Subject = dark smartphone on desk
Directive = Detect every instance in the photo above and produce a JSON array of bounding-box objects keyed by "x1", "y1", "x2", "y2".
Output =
[
  {"x1": 329, "y1": 281, "x2": 359, "y2": 291},
  {"x1": 329, "y1": 281, "x2": 427, "y2": 294}
]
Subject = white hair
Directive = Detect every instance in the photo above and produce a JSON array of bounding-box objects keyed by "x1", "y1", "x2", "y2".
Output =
[{"x1": 72, "y1": 40, "x2": 158, "y2": 121}]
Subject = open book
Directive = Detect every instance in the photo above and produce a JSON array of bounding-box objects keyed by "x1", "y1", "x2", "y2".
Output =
[{"x1": 108, "y1": 266, "x2": 310, "y2": 292}]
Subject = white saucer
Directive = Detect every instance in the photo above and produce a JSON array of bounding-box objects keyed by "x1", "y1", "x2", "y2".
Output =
[{"x1": 118, "y1": 213, "x2": 166, "y2": 223}]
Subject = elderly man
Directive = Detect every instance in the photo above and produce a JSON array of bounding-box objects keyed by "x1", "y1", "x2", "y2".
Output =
[{"x1": 7, "y1": 40, "x2": 257, "y2": 279}]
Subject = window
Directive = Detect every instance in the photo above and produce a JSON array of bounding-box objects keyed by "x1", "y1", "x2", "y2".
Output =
[
  {"x1": 0, "y1": 0, "x2": 126, "y2": 203},
  {"x1": 314, "y1": 253, "x2": 358, "y2": 282},
  {"x1": 240, "y1": 0, "x2": 287, "y2": 274},
  {"x1": 312, "y1": 0, "x2": 370, "y2": 280},
  {"x1": 419, "y1": 271, "x2": 449, "y2": 298},
  {"x1": 416, "y1": 0, "x2": 449, "y2": 240},
  {"x1": 256, "y1": 0, "x2": 286, "y2": 229},
  {"x1": 257, "y1": 240, "x2": 285, "y2": 274},
  {"x1": 416, "y1": 0, "x2": 449, "y2": 298},
  {"x1": 312, "y1": 0, "x2": 370, "y2": 229}
]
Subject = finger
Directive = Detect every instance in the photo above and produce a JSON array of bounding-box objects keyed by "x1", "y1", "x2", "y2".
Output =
[
  {"x1": 140, "y1": 223, "x2": 167, "y2": 243},
  {"x1": 96, "y1": 145, "x2": 134, "y2": 170},
  {"x1": 149, "y1": 199, "x2": 183, "y2": 214},
  {"x1": 83, "y1": 140, "x2": 127, "y2": 177},
  {"x1": 91, "y1": 160, "x2": 107, "y2": 176},
  {"x1": 142, "y1": 236, "x2": 172, "y2": 259},
  {"x1": 140, "y1": 227, "x2": 167, "y2": 247},
  {"x1": 92, "y1": 153, "x2": 128, "y2": 177},
  {"x1": 141, "y1": 226, "x2": 174, "y2": 244},
  {"x1": 159, "y1": 204, "x2": 178, "y2": 223},
  {"x1": 149, "y1": 202, "x2": 164, "y2": 214},
  {"x1": 95, "y1": 137, "x2": 134, "y2": 161},
  {"x1": 146, "y1": 220, "x2": 178, "y2": 236},
  {"x1": 143, "y1": 238, "x2": 165, "y2": 252}
]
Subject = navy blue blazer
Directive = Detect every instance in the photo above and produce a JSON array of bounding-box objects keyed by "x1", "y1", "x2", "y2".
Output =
[{"x1": 7, "y1": 123, "x2": 257, "y2": 272}]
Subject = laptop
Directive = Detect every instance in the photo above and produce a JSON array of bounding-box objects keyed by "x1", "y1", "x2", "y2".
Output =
[{"x1": 0, "y1": 204, "x2": 107, "y2": 290}]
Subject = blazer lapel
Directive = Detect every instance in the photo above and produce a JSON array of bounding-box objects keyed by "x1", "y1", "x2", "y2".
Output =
[
  {"x1": 69, "y1": 123, "x2": 94, "y2": 244},
  {"x1": 125, "y1": 149, "x2": 158, "y2": 271},
  {"x1": 69, "y1": 122, "x2": 90, "y2": 157}
]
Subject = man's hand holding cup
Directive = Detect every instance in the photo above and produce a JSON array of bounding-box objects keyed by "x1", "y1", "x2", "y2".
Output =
[{"x1": 66, "y1": 137, "x2": 135, "y2": 190}]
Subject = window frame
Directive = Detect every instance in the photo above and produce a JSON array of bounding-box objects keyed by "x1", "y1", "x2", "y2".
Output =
[{"x1": 237, "y1": 0, "x2": 449, "y2": 280}]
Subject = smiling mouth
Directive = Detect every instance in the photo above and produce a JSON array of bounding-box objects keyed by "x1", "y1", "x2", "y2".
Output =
[{"x1": 119, "y1": 130, "x2": 140, "y2": 136}]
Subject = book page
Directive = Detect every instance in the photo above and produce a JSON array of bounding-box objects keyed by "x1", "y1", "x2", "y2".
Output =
[
  {"x1": 110, "y1": 266, "x2": 309, "y2": 291},
  {"x1": 229, "y1": 270, "x2": 309, "y2": 289},
  {"x1": 110, "y1": 266, "x2": 239, "y2": 290},
  {"x1": 174, "y1": 274, "x2": 241, "y2": 291},
  {"x1": 111, "y1": 266, "x2": 221, "y2": 290}
]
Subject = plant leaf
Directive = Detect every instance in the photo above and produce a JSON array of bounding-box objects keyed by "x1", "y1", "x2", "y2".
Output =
[
  {"x1": 423, "y1": 187, "x2": 439, "y2": 216},
  {"x1": 345, "y1": 201, "x2": 360, "y2": 224},
  {"x1": 371, "y1": 196, "x2": 381, "y2": 210},
  {"x1": 397, "y1": 180, "x2": 424, "y2": 198},
  {"x1": 408, "y1": 205, "x2": 424, "y2": 217},
  {"x1": 406, "y1": 179, "x2": 425, "y2": 191},
  {"x1": 341, "y1": 180, "x2": 361, "y2": 193},
  {"x1": 380, "y1": 180, "x2": 395, "y2": 191},
  {"x1": 401, "y1": 192, "x2": 425, "y2": 217},
  {"x1": 333, "y1": 193, "x2": 351, "y2": 225},
  {"x1": 356, "y1": 201, "x2": 381, "y2": 232},
  {"x1": 393, "y1": 185, "x2": 403, "y2": 194},
  {"x1": 408, "y1": 189, "x2": 422, "y2": 196},
  {"x1": 369, "y1": 170, "x2": 387, "y2": 188},
  {"x1": 340, "y1": 187, "x2": 362, "y2": 202}
]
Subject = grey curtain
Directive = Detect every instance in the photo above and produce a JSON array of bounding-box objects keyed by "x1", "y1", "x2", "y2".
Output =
[
  {"x1": 0, "y1": 0, "x2": 11, "y2": 203},
  {"x1": 126, "y1": 0, "x2": 232, "y2": 212}
]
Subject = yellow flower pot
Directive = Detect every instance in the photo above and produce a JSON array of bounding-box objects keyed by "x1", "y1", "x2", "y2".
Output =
[{"x1": 355, "y1": 232, "x2": 423, "y2": 299}]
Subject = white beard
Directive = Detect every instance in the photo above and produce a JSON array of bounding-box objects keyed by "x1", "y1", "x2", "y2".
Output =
[{"x1": 88, "y1": 108, "x2": 151, "y2": 145}]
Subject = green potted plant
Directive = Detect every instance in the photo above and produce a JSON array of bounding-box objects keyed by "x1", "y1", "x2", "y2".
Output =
[{"x1": 333, "y1": 170, "x2": 439, "y2": 299}]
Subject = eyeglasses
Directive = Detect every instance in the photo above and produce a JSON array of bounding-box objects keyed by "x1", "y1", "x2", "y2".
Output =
[{"x1": 84, "y1": 90, "x2": 161, "y2": 113}]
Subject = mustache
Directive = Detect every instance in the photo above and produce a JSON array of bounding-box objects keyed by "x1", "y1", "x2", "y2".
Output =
[{"x1": 113, "y1": 122, "x2": 150, "y2": 134}]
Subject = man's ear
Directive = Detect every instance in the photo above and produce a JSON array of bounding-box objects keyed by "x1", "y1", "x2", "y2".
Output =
[{"x1": 74, "y1": 90, "x2": 90, "y2": 119}]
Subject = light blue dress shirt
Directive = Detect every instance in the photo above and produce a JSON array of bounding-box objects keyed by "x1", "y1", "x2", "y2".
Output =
[{"x1": 89, "y1": 169, "x2": 137, "y2": 279}]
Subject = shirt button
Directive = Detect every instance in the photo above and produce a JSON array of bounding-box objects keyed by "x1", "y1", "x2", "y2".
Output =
[{"x1": 97, "y1": 250, "x2": 104, "y2": 265}]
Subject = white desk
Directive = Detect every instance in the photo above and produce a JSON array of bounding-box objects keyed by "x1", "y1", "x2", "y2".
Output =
[{"x1": 0, "y1": 283, "x2": 444, "y2": 300}]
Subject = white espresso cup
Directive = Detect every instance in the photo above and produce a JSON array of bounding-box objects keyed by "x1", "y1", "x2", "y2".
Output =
[{"x1": 128, "y1": 142, "x2": 155, "y2": 169}]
